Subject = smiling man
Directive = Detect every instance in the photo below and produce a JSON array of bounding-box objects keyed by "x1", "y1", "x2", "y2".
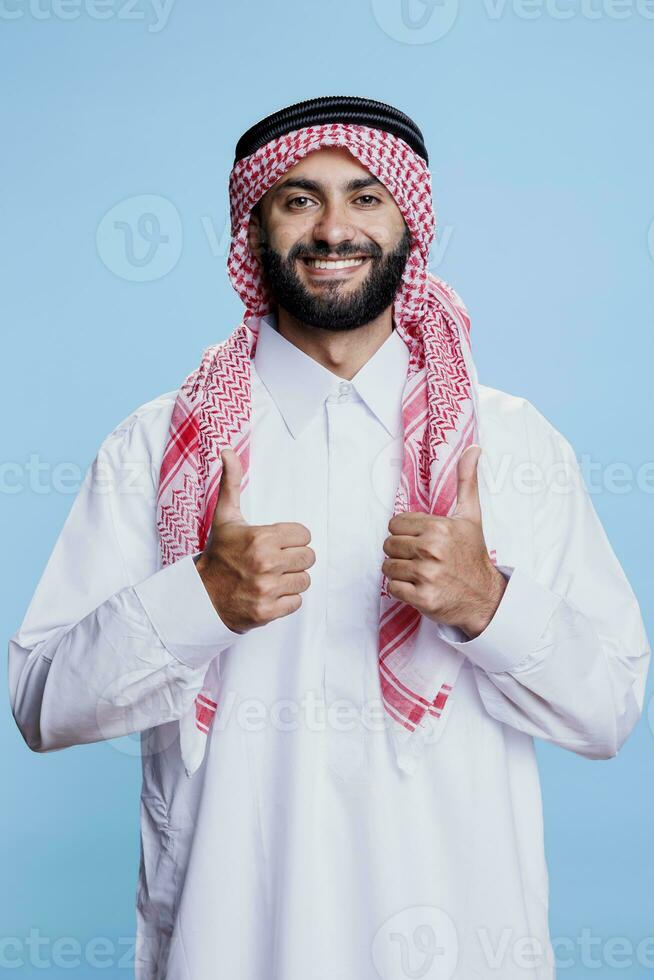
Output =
[{"x1": 9, "y1": 96, "x2": 650, "y2": 980}]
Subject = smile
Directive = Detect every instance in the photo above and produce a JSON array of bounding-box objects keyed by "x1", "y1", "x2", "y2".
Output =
[{"x1": 302, "y1": 257, "x2": 369, "y2": 270}]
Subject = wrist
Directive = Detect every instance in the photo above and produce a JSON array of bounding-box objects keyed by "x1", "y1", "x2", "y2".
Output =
[
  {"x1": 194, "y1": 551, "x2": 215, "y2": 584},
  {"x1": 193, "y1": 552, "x2": 222, "y2": 615},
  {"x1": 193, "y1": 551, "x2": 247, "y2": 636},
  {"x1": 459, "y1": 567, "x2": 508, "y2": 639}
]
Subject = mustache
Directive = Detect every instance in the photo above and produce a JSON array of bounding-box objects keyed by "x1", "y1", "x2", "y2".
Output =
[{"x1": 288, "y1": 241, "x2": 383, "y2": 262}]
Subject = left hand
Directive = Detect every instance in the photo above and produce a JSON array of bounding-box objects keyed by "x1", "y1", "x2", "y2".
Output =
[{"x1": 382, "y1": 445, "x2": 508, "y2": 639}]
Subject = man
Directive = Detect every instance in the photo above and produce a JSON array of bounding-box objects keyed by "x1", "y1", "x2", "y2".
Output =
[{"x1": 8, "y1": 96, "x2": 650, "y2": 979}]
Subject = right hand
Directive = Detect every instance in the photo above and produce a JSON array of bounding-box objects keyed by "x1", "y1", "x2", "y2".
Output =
[{"x1": 195, "y1": 448, "x2": 315, "y2": 634}]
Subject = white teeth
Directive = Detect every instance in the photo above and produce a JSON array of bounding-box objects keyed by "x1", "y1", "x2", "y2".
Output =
[{"x1": 305, "y1": 258, "x2": 366, "y2": 270}]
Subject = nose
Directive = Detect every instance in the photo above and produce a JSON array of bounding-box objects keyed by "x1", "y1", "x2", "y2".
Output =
[{"x1": 310, "y1": 201, "x2": 356, "y2": 249}]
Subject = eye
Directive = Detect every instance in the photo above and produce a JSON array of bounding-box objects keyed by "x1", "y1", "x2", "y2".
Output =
[
  {"x1": 355, "y1": 195, "x2": 382, "y2": 207},
  {"x1": 287, "y1": 196, "x2": 316, "y2": 210}
]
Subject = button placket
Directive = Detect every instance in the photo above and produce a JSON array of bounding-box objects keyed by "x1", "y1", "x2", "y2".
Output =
[{"x1": 323, "y1": 389, "x2": 367, "y2": 779}]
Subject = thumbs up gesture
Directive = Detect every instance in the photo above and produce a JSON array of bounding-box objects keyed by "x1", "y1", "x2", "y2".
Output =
[
  {"x1": 381, "y1": 445, "x2": 507, "y2": 639},
  {"x1": 195, "y1": 449, "x2": 316, "y2": 634}
]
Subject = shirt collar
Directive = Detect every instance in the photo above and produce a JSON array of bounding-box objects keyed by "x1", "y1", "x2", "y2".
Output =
[{"x1": 253, "y1": 312, "x2": 409, "y2": 440}]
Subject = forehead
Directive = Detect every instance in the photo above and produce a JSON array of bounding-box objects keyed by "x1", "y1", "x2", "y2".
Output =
[{"x1": 272, "y1": 146, "x2": 375, "y2": 187}]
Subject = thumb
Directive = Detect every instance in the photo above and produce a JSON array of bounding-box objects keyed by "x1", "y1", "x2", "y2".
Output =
[
  {"x1": 213, "y1": 448, "x2": 245, "y2": 526},
  {"x1": 452, "y1": 444, "x2": 482, "y2": 522}
]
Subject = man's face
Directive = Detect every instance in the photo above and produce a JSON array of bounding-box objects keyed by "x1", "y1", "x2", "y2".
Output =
[{"x1": 249, "y1": 147, "x2": 411, "y2": 331}]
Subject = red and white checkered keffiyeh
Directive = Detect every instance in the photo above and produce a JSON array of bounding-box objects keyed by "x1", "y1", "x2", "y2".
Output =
[{"x1": 157, "y1": 122, "x2": 484, "y2": 777}]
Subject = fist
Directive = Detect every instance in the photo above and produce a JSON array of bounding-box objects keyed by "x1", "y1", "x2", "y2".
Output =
[
  {"x1": 382, "y1": 445, "x2": 507, "y2": 638},
  {"x1": 195, "y1": 449, "x2": 316, "y2": 633}
]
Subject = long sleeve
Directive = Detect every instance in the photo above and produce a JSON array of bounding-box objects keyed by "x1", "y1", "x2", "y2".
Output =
[
  {"x1": 8, "y1": 401, "x2": 239, "y2": 754},
  {"x1": 436, "y1": 402, "x2": 651, "y2": 760}
]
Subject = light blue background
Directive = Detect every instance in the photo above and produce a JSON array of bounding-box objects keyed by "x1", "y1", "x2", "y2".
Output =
[{"x1": 2, "y1": 1, "x2": 653, "y2": 976}]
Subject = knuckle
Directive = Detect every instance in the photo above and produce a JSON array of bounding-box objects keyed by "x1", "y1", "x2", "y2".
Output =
[
  {"x1": 249, "y1": 540, "x2": 274, "y2": 574},
  {"x1": 251, "y1": 597, "x2": 272, "y2": 622},
  {"x1": 418, "y1": 536, "x2": 438, "y2": 560},
  {"x1": 253, "y1": 554, "x2": 273, "y2": 575},
  {"x1": 415, "y1": 584, "x2": 430, "y2": 604},
  {"x1": 251, "y1": 574, "x2": 272, "y2": 598}
]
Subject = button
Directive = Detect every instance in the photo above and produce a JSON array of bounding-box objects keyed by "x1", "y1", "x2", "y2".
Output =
[{"x1": 337, "y1": 381, "x2": 352, "y2": 403}]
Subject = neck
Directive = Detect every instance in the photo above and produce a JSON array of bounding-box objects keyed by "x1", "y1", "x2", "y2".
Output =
[{"x1": 273, "y1": 305, "x2": 394, "y2": 381}]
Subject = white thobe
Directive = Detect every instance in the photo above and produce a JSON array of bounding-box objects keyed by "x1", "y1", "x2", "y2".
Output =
[{"x1": 8, "y1": 314, "x2": 650, "y2": 980}]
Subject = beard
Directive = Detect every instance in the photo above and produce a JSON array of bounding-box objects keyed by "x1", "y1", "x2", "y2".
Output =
[{"x1": 257, "y1": 225, "x2": 412, "y2": 332}]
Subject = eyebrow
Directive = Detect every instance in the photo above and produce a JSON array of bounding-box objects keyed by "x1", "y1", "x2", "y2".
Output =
[{"x1": 272, "y1": 176, "x2": 385, "y2": 196}]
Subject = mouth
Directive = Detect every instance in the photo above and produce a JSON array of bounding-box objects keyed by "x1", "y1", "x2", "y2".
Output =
[{"x1": 300, "y1": 256, "x2": 371, "y2": 278}]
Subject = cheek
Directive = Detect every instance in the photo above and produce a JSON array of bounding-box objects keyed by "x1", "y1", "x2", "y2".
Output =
[
  {"x1": 361, "y1": 215, "x2": 407, "y2": 252},
  {"x1": 267, "y1": 216, "x2": 315, "y2": 254}
]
